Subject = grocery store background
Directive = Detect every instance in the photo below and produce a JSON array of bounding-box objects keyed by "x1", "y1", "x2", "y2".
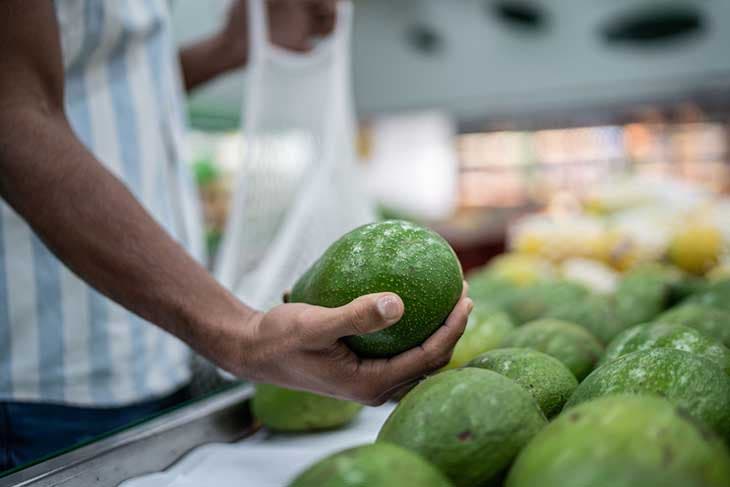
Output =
[{"x1": 175, "y1": 0, "x2": 730, "y2": 280}]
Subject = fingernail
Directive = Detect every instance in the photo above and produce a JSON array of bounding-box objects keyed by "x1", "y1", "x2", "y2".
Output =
[
  {"x1": 465, "y1": 298, "x2": 474, "y2": 313},
  {"x1": 377, "y1": 295, "x2": 402, "y2": 321}
]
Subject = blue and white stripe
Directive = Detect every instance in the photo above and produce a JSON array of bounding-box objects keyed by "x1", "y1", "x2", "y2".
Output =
[{"x1": 0, "y1": 0, "x2": 202, "y2": 406}]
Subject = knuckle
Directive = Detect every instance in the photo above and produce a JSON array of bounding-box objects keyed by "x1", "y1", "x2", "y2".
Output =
[
  {"x1": 294, "y1": 307, "x2": 318, "y2": 333},
  {"x1": 291, "y1": 310, "x2": 324, "y2": 345},
  {"x1": 346, "y1": 301, "x2": 371, "y2": 336}
]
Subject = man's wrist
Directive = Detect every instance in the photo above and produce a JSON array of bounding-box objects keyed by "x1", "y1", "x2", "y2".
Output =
[
  {"x1": 176, "y1": 290, "x2": 261, "y2": 377},
  {"x1": 210, "y1": 30, "x2": 247, "y2": 73},
  {"x1": 179, "y1": 32, "x2": 247, "y2": 92}
]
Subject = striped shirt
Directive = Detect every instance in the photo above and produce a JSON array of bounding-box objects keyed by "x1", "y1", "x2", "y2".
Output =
[{"x1": 0, "y1": 0, "x2": 205, "y2": 406}]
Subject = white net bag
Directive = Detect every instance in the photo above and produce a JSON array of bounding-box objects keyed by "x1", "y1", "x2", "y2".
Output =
[{"x1": 214, "y1": 0, "x2": 374, "y2": 312}]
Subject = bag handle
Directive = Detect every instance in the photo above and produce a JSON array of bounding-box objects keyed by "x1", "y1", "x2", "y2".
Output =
[
  {"x1": 245, "y1": 1, "x2": 356, "y2": 305},
  {"x1": 247, "y1": 0, "x2": 352, "y2": 66}
]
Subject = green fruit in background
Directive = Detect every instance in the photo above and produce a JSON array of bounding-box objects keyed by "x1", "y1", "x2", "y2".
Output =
[
  {"x1": 501, "y1": 319, "x2": 604, "y2": 380},
  {"x1": 467, "y1": 348, "x2": 578, "y2": 418},
  {"x1": 657, "y1": 303, "x2": 730, "y2": 347},
  {"x1": 444, "y1": 309, "x2": 515, "y2": 369},
  {"x1": 252, "y1": 384, "x2": 362, "y2": 432},
  {"x1": 506, "y1": 280, "x2": 589, "y2": 325},
  {"x1": 614, "y1": 269, "x2": 671, "y2": 328},
  {"x1": 290, "y1": 220, "x2": 463, "y2": 358},
  {"x1": 466, "y1": 274, "x2": 521, "y2": 316},
  {"x1": 601, "y1": 322, "x2": 730, "y2": 375},
  {"x1": 288, "y1": 443, "x2": 453, "y2": 487},
  {"x1": 668, "y1": 275, "x2": 708, "y2": 306},
  {"x1": 543, "y1": 294, "x2": 625, "y2": 344},
  {"x1": 685, "y1": 279, "x2": 730, "y2": 311},
  {"x1": 565, "y1": 348, "x2": 730, "y2": 442},
  {"x1": 506, "y1": 395, "x2": 730, "y2": 487},
  {"x1": 377, "y1": 368, "x2": 547, "y2": 487}
]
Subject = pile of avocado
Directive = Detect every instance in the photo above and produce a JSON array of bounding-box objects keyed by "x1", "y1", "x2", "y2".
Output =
[{"x1": 250, "y1": 222, "x2": 730, "y2": 487}]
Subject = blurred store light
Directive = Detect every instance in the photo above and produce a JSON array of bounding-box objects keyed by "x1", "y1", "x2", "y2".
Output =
[
  {"x1": 366, "y1": 111, "x2": 458, "y2": 221},
  {"x1": 455, "y1": 114, "x2": 729, "y2": 210}
]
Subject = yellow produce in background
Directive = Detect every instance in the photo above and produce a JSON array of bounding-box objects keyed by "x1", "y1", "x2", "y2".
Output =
[
  {"x1": 487, "y1": 253, "x2": 555, "y2": 287},
  {"x1": 669, "y1": 224, "x2": 725, "y2": 275}
]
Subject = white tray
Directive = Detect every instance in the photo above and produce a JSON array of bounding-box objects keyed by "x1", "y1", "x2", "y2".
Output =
[{"x1": 118, "y1": 403, "x2": 396, "y2": 487}]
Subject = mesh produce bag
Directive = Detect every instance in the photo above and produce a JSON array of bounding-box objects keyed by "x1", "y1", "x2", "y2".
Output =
[{"x1": 214, "y1": 0, "x2": 374, "y2": 312}]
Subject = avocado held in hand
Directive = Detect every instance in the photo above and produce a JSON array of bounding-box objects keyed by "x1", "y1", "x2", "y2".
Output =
[{"x1": 290, "y1": 220, "x2": 463, "y2": 358}]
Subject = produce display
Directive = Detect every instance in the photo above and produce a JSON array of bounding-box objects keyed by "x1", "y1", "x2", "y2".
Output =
[
  {"x1": 290, "y1": 219, "x2": 463, "y2": 357},
  {"x1": 277, "y1": 190, "x2": 730, "y2": 486},
  {"x1": 510, "y1": 176, "x2": 730, "y2": 275}
]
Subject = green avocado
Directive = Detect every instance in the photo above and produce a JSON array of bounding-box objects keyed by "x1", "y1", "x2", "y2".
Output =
[
  {"x1": 601, "y1": 322, "x2": 730, "y2": 375},
  {"x1": 466, "y1": 273, "x2": 521, "y2": 316},
  {"x1": 542, "y1": 294, "x2": 625, "y2": 344},
  {"x1": 506, "y1": 280, "x2": 590, "y2": 325},
  {"x1": 290, "y1": 220, "x2": 463, "y2": 358},
  {"x1": 501, "y1": 319, "x2": 604, "y2": 380},
  {"x1": 565, "y1": 348, "x2": 730, "y2": 442},
  {"x1": 288, "y1": 443, "x2": 453, "y2": 487},
  {"x1": 657, "y1": 303, "x2": 730, "y2": 347},
  {"x1": 252, "y1": 384, "x2": 362, "y2": 432},
  {"x1": 377, "y1": 368, "x2": 547, "y2": 487},
  {"x1": 506, "y1": 395, "x2": 730, "y2": 487},
  {"x1": 467, "y1": 348, "x2": 578, "y2": 418},
  {"x1": 685, "y1": 279, "x2": 730, "y2": 312},
  {"x1": 614, "y1": 269, "x2": 671, "y2": 328},
  {"x1": 444, "y1": 309, "x2": 515, "y2": 369}
]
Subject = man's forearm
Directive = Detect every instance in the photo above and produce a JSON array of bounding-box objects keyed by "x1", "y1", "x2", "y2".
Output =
[
  {"x1": 179, "y1": 34, "x2": 245, "y2": 92},
  {"x1": 0, "y1": 106, "x2": 255, "y2": 363}
]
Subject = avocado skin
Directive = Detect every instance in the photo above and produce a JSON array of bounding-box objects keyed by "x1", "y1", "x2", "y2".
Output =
[
  {"x1": 290, "y1": 220, "x2": 463, "y2": 358},
  {"x1": 507, "y1": 395, "x2": 730, "y2": 487},
  {"x1": 565, "y1": 348, "x2": 730, "y2": 443},
  {"x1": 377, "y1": 368, "x2": 547, "y2": 487},
  {"x1": 288, "y1": 442, "x2": 454, "y2": 487},
  {"x1": 468, "y1": 347, "x2": 578, "y2": 418},
  {"x1": 543, "y1": 294, "x2": 625, "y2": 344},
  {"x1": 614, "y1": 270, "x2": 671, "y2": 328},
  {"x1": 506, "y1": 280, "x2": 589, "y2": 325},
  {"x1": 601, "y1": 321, "x2": 730, "y2": 375},
  {"x1": 657, "y1": 303, "x2": 730, "y2": 347},
  {"x1": 444, "y1": 309, "x2": 515, "y2": 369},
  {"x1": 685, "y1": 279, "x2": 730, "y2": 312},
  {"x1": 501, "y1": 319, "x2": 604, "y2": 381}
]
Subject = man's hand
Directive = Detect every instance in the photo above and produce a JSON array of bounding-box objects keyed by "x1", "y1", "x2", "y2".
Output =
[
  {"x1": 220, "y1": 284, "x2": 472, "y2": 406},
  {"x1": 180, "y1": 0, "x2": 338, "y2": 92}
]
